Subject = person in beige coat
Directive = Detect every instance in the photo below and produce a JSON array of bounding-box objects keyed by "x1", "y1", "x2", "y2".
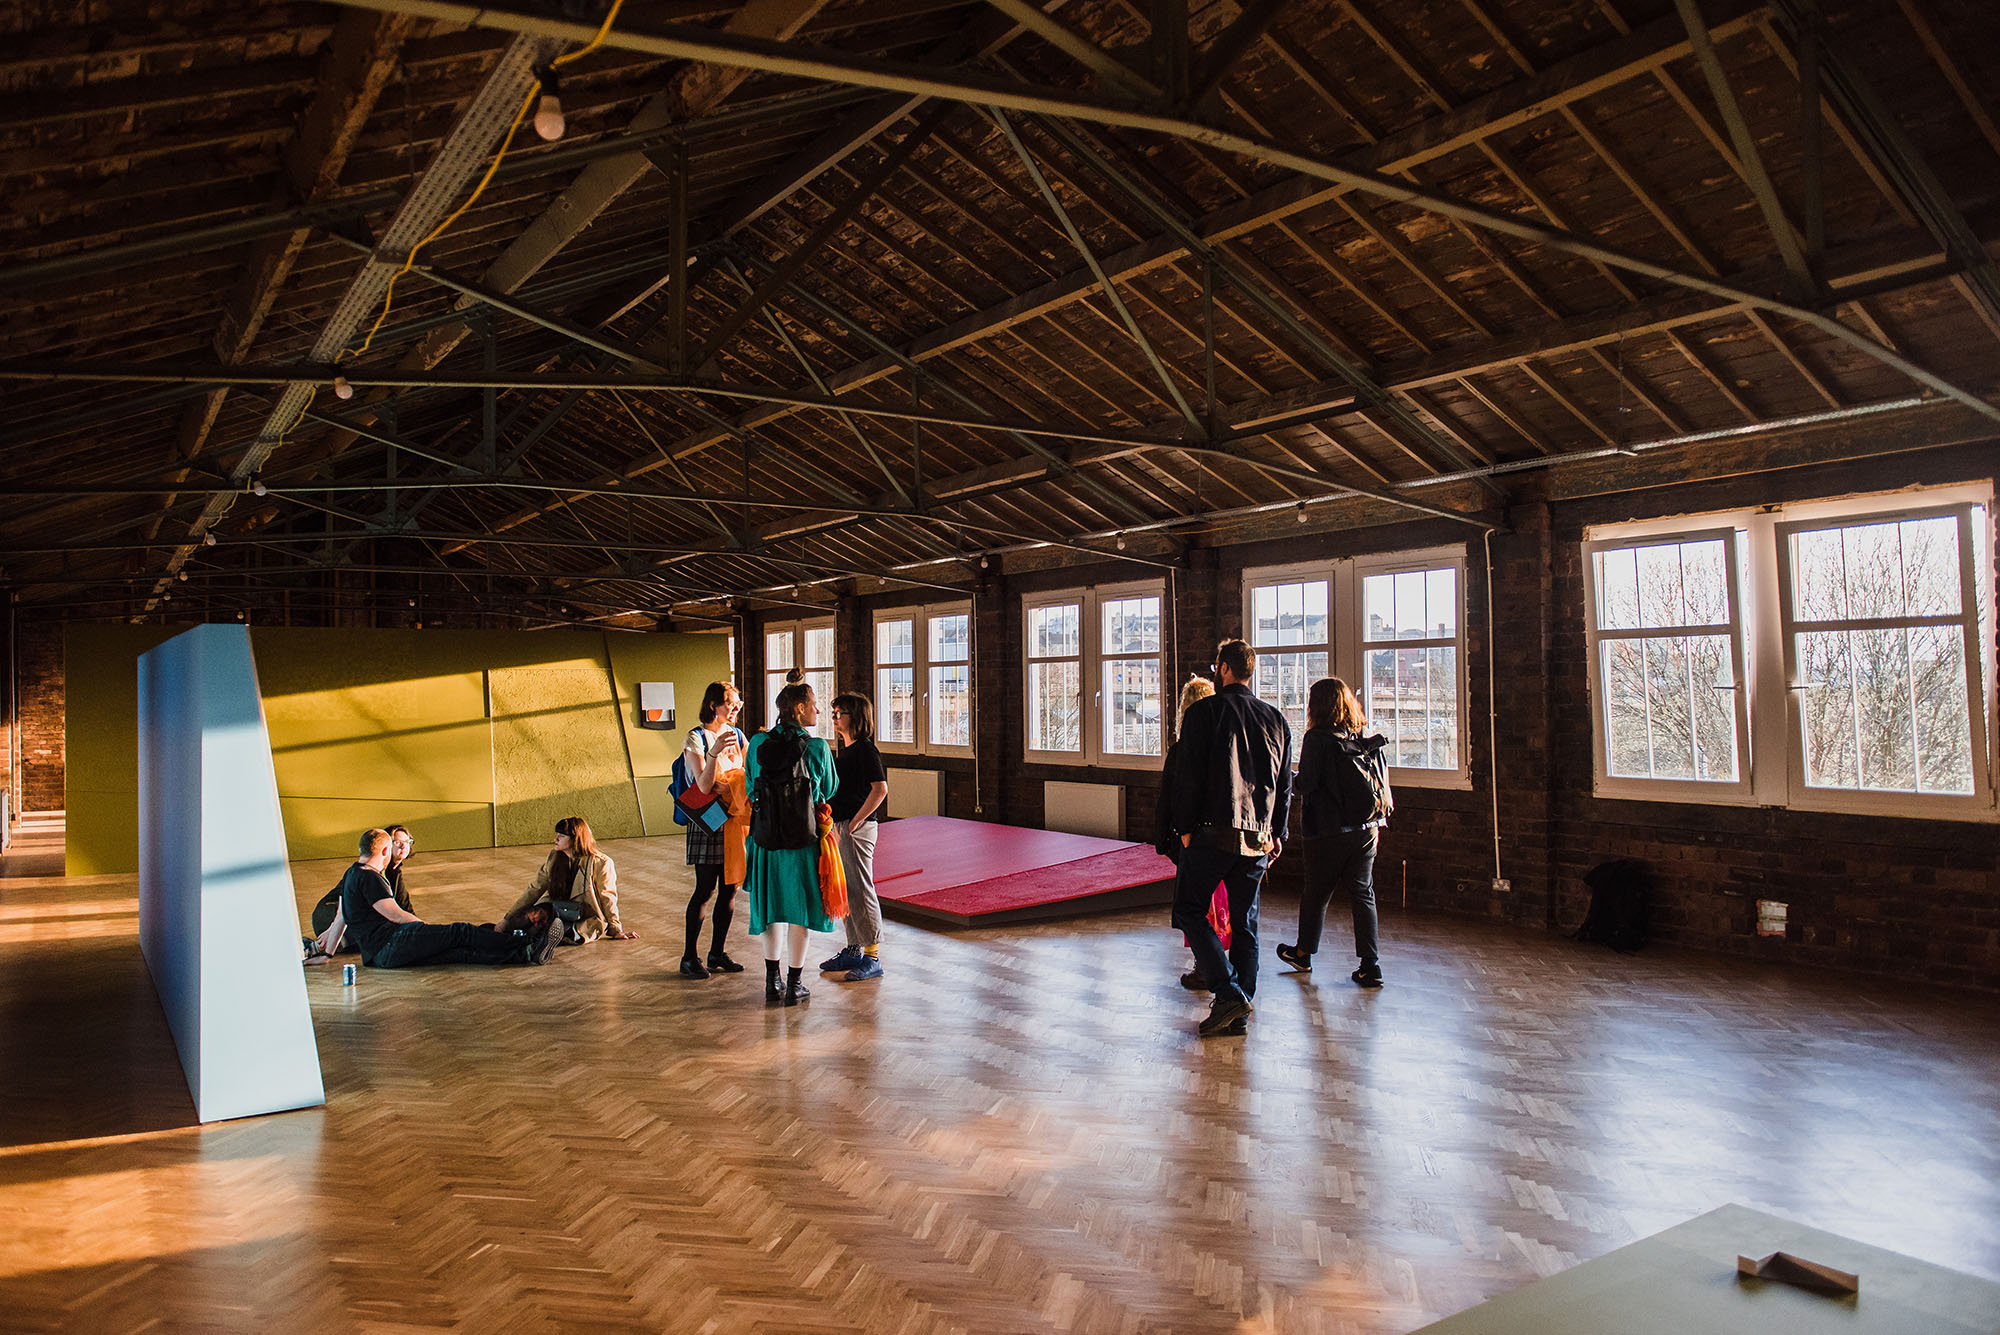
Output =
[{"x1": 500, "y1": 816, "x2": 634, "y2": 944}]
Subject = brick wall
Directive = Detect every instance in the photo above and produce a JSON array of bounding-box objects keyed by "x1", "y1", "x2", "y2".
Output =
[
  {"x1": 18, "y1": 620, "x2": 64, "y2": 813},
  {"x1": 736, "y1": 444, "x2": 2000, "y2": 990},
  {"x1": 1539, "y1": 448, "x2": 2000, "y2": 990}
]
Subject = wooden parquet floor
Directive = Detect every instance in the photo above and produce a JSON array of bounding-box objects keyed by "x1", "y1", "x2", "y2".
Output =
[{"x1": 4, "y1": 826, "x2": 1999, "y2": 1334}]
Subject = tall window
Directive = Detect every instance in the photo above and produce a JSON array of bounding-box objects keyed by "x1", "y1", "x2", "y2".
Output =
[
  {"x1": 763, "y1": 617, "x2": 834, "y2": 737},
  {"x1": 1025, "y1": 599, "x2": 1082, "y2": 756},
  {"x1": 1101, "y1": 592, "x2": 1162, "y2": 759},
  {"x1": 1023, "y1": 582, "x2": 1165, "y2": 767},
  {"x1": 1244, "y1": 549, "x2": 1468, "y2": 786},
  {"x1": 1584, "y1": 531, "x2": 1749, "y2": 797},
  {"x1": 1585, "y1": 489, "x2": 1993, "y2": 817},
  {"x1": 1780, "y1": 507, "x2": 1986, "y2": 800},
  {"x1": 874, "y1": 602, "x2": 972, "y2": 755},
  {"x1": 1249, "y1": 577, "x2": 1328, "y2": 739},
  {"x1": 1360, "y1": 558, "x2": 1465, "y2": 772}
]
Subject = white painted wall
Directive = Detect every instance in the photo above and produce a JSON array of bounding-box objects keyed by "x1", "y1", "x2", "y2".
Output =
[{"x1": 139, "y1": 624, "x2": 323, "y2": 1122}]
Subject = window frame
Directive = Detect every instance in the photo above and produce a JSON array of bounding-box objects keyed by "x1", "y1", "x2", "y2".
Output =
[
  {"x1": 1583, "y1": 485, "x2": 1996, "y2": 820},
  {"x1": 1242, "y1": 546, "x2": 1471, "y2": 789},
  {"x1": 872, "y1": 601, "x2": 974, "y2": 757},
  {"x1": 762, "y1": 616, "x2": 835, "y2": 738},
  {"x1": 1021, "y1": 580, "x2": 1167, "y2": 771},
  {"x1": 1774, "y1": 501, "x2": 1994, "y2": 819},
  {"x1": 1581, "y1": 526, "x2": 1754, "y2": 804}
]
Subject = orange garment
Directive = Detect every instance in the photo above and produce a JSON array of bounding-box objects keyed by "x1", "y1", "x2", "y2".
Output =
[{"x1": 715, "y1": 767, "x2": 751, "y2": 886}]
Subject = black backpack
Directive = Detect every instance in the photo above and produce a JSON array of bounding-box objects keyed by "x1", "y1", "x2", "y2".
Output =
[
  {"x1": 1327, "y1": 730, "x2": 1395, "y2": 828},
  {"x1": 1574, "y1": 858, "x2": 1649, "y2": 952},
  {"x1": 750, "y1": 728, "x2": 818, "y2": 851}
]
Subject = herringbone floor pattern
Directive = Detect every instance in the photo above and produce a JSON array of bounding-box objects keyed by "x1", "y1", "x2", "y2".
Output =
[{"x1": 3, "y1": 827, "x2": 1998, "y2": 1333}]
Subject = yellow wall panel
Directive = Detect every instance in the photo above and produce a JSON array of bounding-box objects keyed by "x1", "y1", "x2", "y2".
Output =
[
  {"x1": 489, "y1": 667, "x2": 644, "y2": 847},
  {"x1": 66, "y1": 624, "x2": 714, "y2": 873}
]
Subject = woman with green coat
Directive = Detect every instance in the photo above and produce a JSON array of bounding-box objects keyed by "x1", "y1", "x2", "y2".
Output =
[{"x1": 745, "y1": 672, "x2": 839, "y2": 1006}]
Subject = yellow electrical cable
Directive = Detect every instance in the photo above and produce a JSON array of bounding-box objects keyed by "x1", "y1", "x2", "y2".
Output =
[{"x1": 342, "y1": 0, "x2": 626, "y2": 363}]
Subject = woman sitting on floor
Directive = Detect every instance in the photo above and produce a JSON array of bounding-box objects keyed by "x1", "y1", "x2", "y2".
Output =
[{"x1": 499, "y1": 816, "x2": 635, "y2": 943}]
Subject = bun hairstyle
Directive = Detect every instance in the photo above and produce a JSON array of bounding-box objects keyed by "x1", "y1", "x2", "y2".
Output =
[{"x1": 775, "y1": 668, "x2": 814, "y2": 726}]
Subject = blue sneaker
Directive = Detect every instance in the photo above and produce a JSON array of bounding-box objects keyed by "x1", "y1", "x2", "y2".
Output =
[
  {"x1": 819, "y1": 946, "x2": 863, "y2": 974},
  {"x1": 842, "y1": 957, "x2": 884, "y2": 982}
]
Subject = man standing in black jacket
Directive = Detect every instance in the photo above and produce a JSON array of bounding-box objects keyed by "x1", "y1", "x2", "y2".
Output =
[{"x1": 1169, "y1": 639, "x2": 1293, "y2": 1037}]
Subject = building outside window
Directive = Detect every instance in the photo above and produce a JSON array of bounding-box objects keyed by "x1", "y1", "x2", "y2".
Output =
[
  {"x1": 874, "y1": 602, "x2": 973, "y2": 755},
  {"x1": 1243, "y1": 547, "x2": 1468, "y2": 787},
  {"x1": 763, "y1": 617, "x2": 835, "y2": 737},
  {"x1": 1022, "y1": 581, "x2": 1165, "y2": 767},
  {"x1": 1584, "y1": 486, "x2": 1994, "y2": 818}
]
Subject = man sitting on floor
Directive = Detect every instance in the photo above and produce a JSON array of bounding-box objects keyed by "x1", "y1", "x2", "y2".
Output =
[
  {"x1": 307, "y1": 823, "x2": 415, "y2": 958},
  {"x1": 333, "y1": 828, "x2": 559, "y2": 970}
]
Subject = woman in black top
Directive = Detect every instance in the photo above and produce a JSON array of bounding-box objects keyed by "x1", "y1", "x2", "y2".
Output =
[
  {"x1": 1278, "y1": 678, "x2": 1392, "y2": 987},
  {"x1": 820, "y1": 691, "x2": 889, "y2": 981}
]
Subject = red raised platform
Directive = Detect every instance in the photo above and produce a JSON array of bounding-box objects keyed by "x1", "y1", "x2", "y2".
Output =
[{"x1": 871, "y1": 815, "x2": 1178, "y2": 927}]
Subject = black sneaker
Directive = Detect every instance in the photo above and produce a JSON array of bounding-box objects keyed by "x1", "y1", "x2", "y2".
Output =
[
  {"x1": 1198, "y1": 994, "x2": 1252, "y2": 1037},
  {"x1": 523, "y1": 916, "x2": 560, "y2": 966},
  {"x1": 706, "y1": 953, "x2": 745, "y2": 974},
  {"x1": 680, "y1": 956, "x2": 710, "y2": 979},
  {"x1": 1179, "y1": 969, "x2": 1210, "y2": 992},
  {"x1": 1276, "y1": 942, "x2": 1311, "y2": 972},
  {"x1": 819, "y1": 946, "x2": 863, "y2": 974},
  {"x1": 1352, "y1": 964, "x2": 1383, "y2": 988}
]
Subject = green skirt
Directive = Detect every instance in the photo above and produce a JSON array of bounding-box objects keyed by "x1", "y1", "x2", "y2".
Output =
[{"x1": 745, "y1": 841, "x2": 832, "y2": 933}]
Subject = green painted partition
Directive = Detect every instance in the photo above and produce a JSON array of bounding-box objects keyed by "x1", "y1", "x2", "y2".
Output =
[{"x1": 66, "y1": 624, "x2": 730, "y2": 873}]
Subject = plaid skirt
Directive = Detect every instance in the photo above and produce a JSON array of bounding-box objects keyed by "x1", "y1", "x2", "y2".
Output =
[{"x1": 685, "y1": 819, "x2": 725, "y2": 866}]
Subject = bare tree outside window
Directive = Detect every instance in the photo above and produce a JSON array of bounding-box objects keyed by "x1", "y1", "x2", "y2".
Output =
[
  {"x1": 1786, "y1": 513, "x2": 1979, "y2": 795},
  {"x1": 1590, "y1": 536, "x2": 1743, "y2": 783}
]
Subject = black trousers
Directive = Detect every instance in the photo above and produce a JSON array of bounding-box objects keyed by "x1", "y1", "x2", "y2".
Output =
[
  {"x1": 1297, "y1": 829, "x2": 1380, "y2": 967},
  {"x1": 1170, "y1": 844, "x2": 1269, "y2": 1007},
  {"x1": 368, "y1": 922, "x2": 522, "y2": 969}
]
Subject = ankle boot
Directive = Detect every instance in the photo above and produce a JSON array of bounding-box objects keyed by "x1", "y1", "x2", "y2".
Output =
[
  {"x1": 782, "y1": 965, "x2": 809, "y2": 1006},
  {"x1": 764, "y1": 959, "x2": 784, "y2": 1004}
]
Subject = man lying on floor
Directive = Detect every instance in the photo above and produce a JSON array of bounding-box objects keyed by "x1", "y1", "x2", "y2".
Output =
[{"x1": 322, "y1": 828, "x2": 560, "y2": 970}]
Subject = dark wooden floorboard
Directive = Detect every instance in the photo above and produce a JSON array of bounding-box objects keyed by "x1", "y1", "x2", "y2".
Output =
[{"x1": 3, "y1": 826, "x2": 1997, "y2": 1333}]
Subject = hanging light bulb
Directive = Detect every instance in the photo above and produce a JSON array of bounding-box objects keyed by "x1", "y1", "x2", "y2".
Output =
[
  {"x1": 1295, "y1": 501, "x2": 1309, "y2": 524},
  {"x1": 203, "y1": 531, "x2": 217, "y2": 547},
  {"x1": 533, "y1": 68, "x2": 566, "y2": 141},
  {"x1": 1115, "y1": 533, "x2": 1127, "y2": 550},
  {"x1": 333, "y1": 375, "x2": 354, "y2": 400},
  {"x1": 176, "y1": 570, "x2": 188, "y2": 582},
  {"x1": 251, "y1": 478, "x2": 267, "y2": 497}
]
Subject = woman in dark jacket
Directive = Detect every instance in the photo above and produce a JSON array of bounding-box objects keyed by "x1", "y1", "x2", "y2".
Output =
[{"x1": 1277, "y1": 678, "x2": 1392, "y2": 987}]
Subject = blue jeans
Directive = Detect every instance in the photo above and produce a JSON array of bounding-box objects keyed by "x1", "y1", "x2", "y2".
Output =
[{"x1": 1170, "y1": 844, "x2": 1269, "y2": 1007}]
